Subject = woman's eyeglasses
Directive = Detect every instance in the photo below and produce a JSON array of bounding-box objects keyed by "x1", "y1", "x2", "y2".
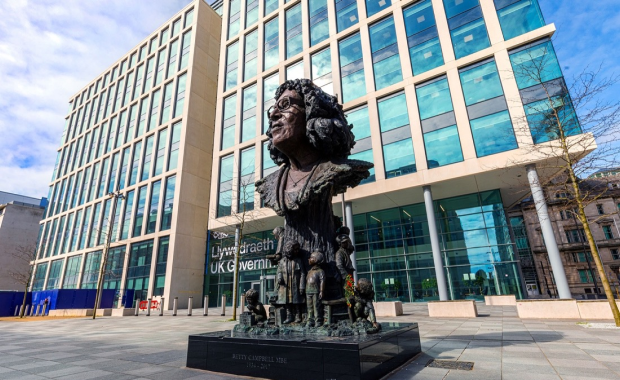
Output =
[{"x1": 267, "y1": 96, "x2": 305, "y2": 118}]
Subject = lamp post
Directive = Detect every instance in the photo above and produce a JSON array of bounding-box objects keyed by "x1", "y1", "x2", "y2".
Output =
[{"x1": 93, "y1": 190, "x2": 125, "y2": 320}]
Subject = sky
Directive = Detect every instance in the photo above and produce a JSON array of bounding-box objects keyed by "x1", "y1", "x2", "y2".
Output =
[{"x1": 0, "y1": 0, "x2": 618, "y2": 199}]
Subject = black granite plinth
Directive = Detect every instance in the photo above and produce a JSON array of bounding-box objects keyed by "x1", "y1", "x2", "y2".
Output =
[{"x1": 187, "y1": 322, "x2": 421, "y2": 380}]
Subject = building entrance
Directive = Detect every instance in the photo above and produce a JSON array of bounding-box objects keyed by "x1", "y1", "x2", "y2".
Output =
[{"x1": 260, "y1": 275, "x2": 275, "y2": 305}]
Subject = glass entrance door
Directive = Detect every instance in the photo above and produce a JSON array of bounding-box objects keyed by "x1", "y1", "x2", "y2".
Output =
[{"x1": 260, "y1": 275, "x2": 276, "y2": 305}]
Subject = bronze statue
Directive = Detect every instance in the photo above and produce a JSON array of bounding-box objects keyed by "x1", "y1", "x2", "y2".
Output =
[
  {"x1": 353, "y1": 278, "x2": 380, "y2": 332},
  {"x1": 276, "y1": 240, "x2": 306, "y2": 324},
  {"x1": 335, "y1": 232, "x2": 356, "y2": 291},
  {"x1": 244, "y1": 289, "x2": 267, "y2": 323},
  {"x1": 256, "y1": 79, "x2": 373, "y2": 270},
  {"x1": 266, "y1": 226, "x2": 284, "y2": 265},
  {"x1": 305, "y1": 251, "x2": 326, "y2": 327}
]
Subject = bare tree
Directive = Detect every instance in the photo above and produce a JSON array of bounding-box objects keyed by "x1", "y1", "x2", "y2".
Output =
[
  {"x1": 214, "y1": 161, "x2": 266, "y2": 321},
  {"x1": 506, "y1": 40, "x2": 620, "y2": 325},
  {"x1": 6, "y1": 244, "x2": 38, "y2": 318}
]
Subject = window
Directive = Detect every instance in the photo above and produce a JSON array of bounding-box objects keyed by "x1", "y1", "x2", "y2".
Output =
[
  {"x1": 72, "y1": 171, "x2": 82, "y2": 208},
  {"x1": 378, "y1": 93, "x2": 416, "y2": 178},
  {"x1": 173, "y1": 74, "x2": 187, "y2": 119},
  {"x1": 225, "y1": 42, "x2": 239, "y2": 91},
  {"x1": 242, "y1": 84, "x2": 257, "y2": 142},
  {"x1": 311, "y1": 48, "x2": 333, "y2": 95},
  {"x1": 180, "y1": 31, "x2": 192, "y2": 70},
  {"x1": 228, "y1": 0, "x2": 241, "y2": 39},
  {"x1": 239, "y1": 147, "x2": 255, "y2": 212},
  {"x1": 168, "y1": 122, "x2": 182, "y2": 171},
  {"x1": 99, "y1": 199, "x2": 112, "y2": 246},
  {"x1": 160, "y1": 82, "x2": 174, "y2": 125},
  {"x1": 339, "y1": 33, "x2": 365, "y2": 103},
  {"x1": 603, "y1": 225, "x2": 614, "y2": 240},
  {"x1": 336, "y1": 0, "x2": 358, "y2": 32},
  {"x1": 141, "y1": 135, "x2": 155, "y2": 181},
  {"x1": 133, "y1": 185, "x2": 148, "y2": 237},
  {"x1": 185, "y1": 8, "x2": 194, "y2": 28},
  {"x1": 264, "y1": 17, "x2": 279, "y2": 71},
  {"x1": 32, "y1": 263, "x2": 48, "y2": 291},
  {"x1": 116, "y1": 110, "x2": 127, "y2": 149},
  {"x1": 286, "y1": 4, "x2": 303, "y2": 58},
  {"x1": 144, "y1": 57, "x2": 156, "y2": 94},
  {"x1": 222, "y1": 95, "x2": 237, "y2": 150},
  {"x1": 62, "y1": 255, "x2": 82, "y2": 289},
  {"x1": 153, "y1": 236, "x2": 170, "y2": 296},
  {"x1": 263, "y1": 141, "x2": 278, "y2": 177},
  {"x1": 160, "y1": 28, "x2": 170, "y2": 46},
  {"x1": 52, "y1": 216, "x2": 65, "y2": 256},
  {"x1": 524, "y1": 94, "x2": 580, "y2": 144},
  {"x1": 146, "y1": 180, "x2": 161, "y2": 234},
  {"x1": 578, "y1": 269, "x2": 594, "y2": 283},
  {"x1": 509, "y1": 40, "x2": 562, "y2": 89},
  {"x1": 161, "y1": 175, "x2": 176, "y2": 231},
  {"x1": 347, "y1": 106, "x2": 375, "y2": 184},
  {"x1": 61, "y1": 213, "x2": 74, "y2": 254},
  {"x1": 155, "y1": 48, "x2": 167, "y2": 86},
  {"x1": 416, "y1": 77, "x2": 463, "y2": 168},
  {"x1": 103, "y1": 246, "x2": 125, "y2": 290},
  {"x1": 309, "y1": 0, "x2": 329, "y2": 46},
  {"x1": 139, "y1": 45, "x2": 147, "y2": 61},
  {"x1": 265, "y1": 0, "x2": 278, "y2": 16},
  {"x1": 153, "y1": 128, "x2": 169, "y2": 177},
  {"x1": 89, "y1": 202, "x2": 102, "y2": 248},
  {"x1": 218, "y1": 155, "x2": 234, "y2": 217},
  {"x1": 107, "y1": 152, "x2": 120, "y2": 193},
  {"x1": 172, "y1": 19, "x2": 182, "y2": 37},
  {"x1": 127, "y1": 104, "x2": 138, "y2": 142},
  {"x1": 572, "y1": 252, "x2": 592, "y2": 263},
  {"x1": 129, "y1": 141, "x2": 143, "y2": 187},
  {"x1": 246, "y1": 0, "x2": 259, "y2": 28},
  {"x1": 495, "y1": 0, "x2": 544, "y2": 40},
  {"x1": 366, "y1": 0, "x2": 391, "y2": 17},
  {"x1": 287, "y1": 61, "x2": 304, "y2": 80},
  {"x1": 79, "y1": 206, "x2": 92, "y2": 250},
  {"x1": 167, "y1": 39, "x2": 179, "y2": 78},
  {"x1": 244, "y1": 30, "x2": 259, "y2": 81},
  {"x1": 70, "y1": 210, "x2": 82, "y2": 252},
  {"x1": 45, "y1": 260, "x2": 64, "y2": 290},
  {"x1": 121, "y1": 190, "x2": 135, "y2": 240},
  {"x1": 263, "y1": 74, "x2": 280, "y2": 133},
  {"x1": 97, "y1": 157, "x2": 110, "y2": 198},
  {"x1": 597, "y1": 204, "x2": 604, "y2": 215},
  {"x1": 459, "y1": 60, "x2": 517, "y2": 157},
  {"x1": 403, "y1": 0, "x2": 444, "y2": 76},
  {"x1": 80, "y1": 251, "x2": 101, "y2": 289},
  {"x1": 612, "y1": 249, "x2": 619, "y2": 260},
  {"x1": 105, "y1": 84, "x2": 115, "y2": 118},
  {"x1": 369, "y1": 17, "x2": 402, "y2": 90},
  {"x1": 133, "y1": 65, "x2": 144, "y2": 101},
  {"x1": 443, "y1": 0, "x2": 490, "y2": 59},
  {"x1": 125, "y1": 240, "x2": 154, "y2": 304},
  {"x1": 113, "y1": 77, "x2": 124, "y2": 113},
  {"x1": 565, "y1": 228, "x2": 585, "y2": 243}
]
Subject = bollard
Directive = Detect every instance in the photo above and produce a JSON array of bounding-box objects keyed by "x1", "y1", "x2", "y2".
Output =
[
  {"x1": 25, "y1": 304, "x2": 31, "y2": 317},
  {"x1": 35, "y1": 305, "x2": 41, "y2": 317},
  {"x1": 14, "y1": 305, "x2": 19, "y2": 316},
  {"x1": 173, "y1": 297, "x2": 178, "y2": 316},
  {"x1": 135, "y1": 299, "x2": 140, "y2": 316},
  {"x1": 188, "y1": 297, "x2": 193, "y2": 316},
  {"x1": 221, "y1": 295, "x2": 226, "y2": 316},
  {"x1": 42, "y1": 303, "x2": 47, "y2": 317},
  {"x1": 146, "y1": 299, "x2": 152, "y2": 316},
  {"x1": 159, "y1": 297, "x2": 165, "y2": 316},
  {"x1": 241, "y1": 294, "x2": 246, "y2": 314},
  {"x1": 30, "y1": 304, "x2": 35, "y2": 317},
  {"x1": 203, "y1": 296, "x2": 209, "y2": 316}
]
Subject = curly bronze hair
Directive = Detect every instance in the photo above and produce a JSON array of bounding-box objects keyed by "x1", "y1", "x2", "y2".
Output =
[
  {"x1": 265, "y1": 79, "x2": 356, "y2": 165},
  {"x1": 245, "y1": 288, "x2": 259, "y2": 301},
  {"x1": 356, "y1": 278, "x2": 375, "y2": 300}
]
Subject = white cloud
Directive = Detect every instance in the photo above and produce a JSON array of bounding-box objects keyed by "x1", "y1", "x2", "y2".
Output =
[{"x1": 0, "y1": 0, "x2": 191, "y2": 198}]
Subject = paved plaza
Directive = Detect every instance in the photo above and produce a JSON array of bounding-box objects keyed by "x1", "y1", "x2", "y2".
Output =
[{"x1": 0, "y1": 303, "x2": 619, "y2": 379}]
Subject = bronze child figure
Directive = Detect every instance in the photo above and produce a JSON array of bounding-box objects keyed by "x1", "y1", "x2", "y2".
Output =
[
  {"x1": 335, "y1": 233, "x2": 356, "y2": 291},
  {"x1": 266, "y1": 226, "x2": 285, "y2": 265},
  {"x1": 305, "y1": 251, "x2": 326, "y2": 327},
  {"x1": 244, "y1": 289, "x2": 267, "y2": 323},
  {"x1": 276, "y1": 239, "x2": 306, "y2": 324}
]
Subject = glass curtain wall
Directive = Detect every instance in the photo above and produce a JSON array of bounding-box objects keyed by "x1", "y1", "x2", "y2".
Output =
[
  {"x1": 443, "y1": 0, "x2": 490, "y2": 59},
  {"x1": 347, "y1": 106, "x2": 375, "y2": 184},
  {"x1": 403, "y1": 0, "x2": 444, "y2": 76},
  {"x1": 369, "y1": 17, "x2": 402, "y2": 90},
  {"x1": 495, "y1": 0, "x2": 545, "y2": 40},
  {"x1": 336, "y1": 0, "x2": 358, "y2": 32},
  {"x1": 377, "y1": 93, "x2": 416, "y2": 178},
  {"x1": 353, "y1": 190, "x2": 523, "y2": 302},
  {"x1": 126, "y1": 240, "x2": 154, "y2": 305},
  {"x1": 338, "y1": 33, "x2": 366, "y2": 103},
  {"x1": 286, "y1": 4, "x2": 303, "y2": 58}
]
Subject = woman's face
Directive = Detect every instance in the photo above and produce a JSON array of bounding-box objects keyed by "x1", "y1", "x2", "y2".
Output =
[{"x1": 269, "y1": 89, "x2": 306, "y2": 153}]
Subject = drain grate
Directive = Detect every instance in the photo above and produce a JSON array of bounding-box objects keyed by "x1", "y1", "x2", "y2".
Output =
[{"x1": 425, "y1": 359, "x2": 474, "y2": 371}]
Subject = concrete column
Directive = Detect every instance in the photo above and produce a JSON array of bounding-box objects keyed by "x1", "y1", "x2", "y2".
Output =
[
  {"x1": 526, "y1": 164, "x2": 571, "y2": 299},
  {"x1": 423, "y1": 185, "x2": 449, "y2": 301},
  {"x1": 344, "y1": 202, "x2": 358, "y2": 282}
]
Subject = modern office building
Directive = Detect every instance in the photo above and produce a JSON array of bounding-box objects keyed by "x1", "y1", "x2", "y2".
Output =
[
  {"x1": 30, "y1": 0, "x2": 221, "y2": 309},
  {"x1": 0, "y1": 192, "x2": 46, "y2": 291},
  {"x1": 206, "y1": 0, "x2": 595, "y2": 306}
]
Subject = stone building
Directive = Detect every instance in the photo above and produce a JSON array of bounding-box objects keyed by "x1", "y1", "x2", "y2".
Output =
[{"x1": 509, "y1": 174, "x2": 620, "y2": 298}]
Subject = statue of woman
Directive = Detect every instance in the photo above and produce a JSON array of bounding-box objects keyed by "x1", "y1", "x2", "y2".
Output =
[{"x1": 256, "y1": 79, "x2": 373, "y2": 289}]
